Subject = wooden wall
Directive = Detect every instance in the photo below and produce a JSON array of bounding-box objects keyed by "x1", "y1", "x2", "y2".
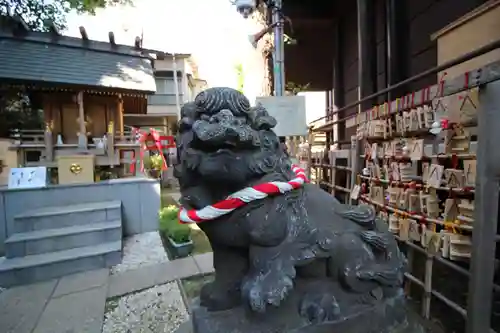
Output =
[
  {"x1": 42, "y1": 93, "x2": 118, "y2": 144},
  {"x1": 406, "y1": 0, "x2": 489, "y2": 90},
  {"x1": 284, "y1": 0, "x2": 490, "y2": 142},
  {"x1": 284, "y1": 21, "x2": 335, "y2": 91}
]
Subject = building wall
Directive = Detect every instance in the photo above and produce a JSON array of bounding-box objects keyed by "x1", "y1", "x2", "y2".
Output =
[
  {"x1": 147, "y1": 57, "x2": 189, "y2": 117},
  {"x1": 335, "y1": 0, "x2": 487, "y2": 141},
  {"x1": 434, "y1": 2, "x2": 500, "y2": 79},
  {"x1": 284, "y1": 21, "x2": 335, "y2": 92},
  {"x1": 406, "y1": 0, "x2": 489, "y2": 90},
  {"x1": 153, "y1": 57, "x2": 187, "y2": 73},
  {"x1": 284, "y1": 0, "x2": 489, "y2": 141},
  {"x1": 42, "y1": 92, "x2": 118, "y2": 144},
  {"x1": 147, "y1": 104, "x2": 179, "y2": 116},
  {"x1": 147, "y1": 57, "x2": 208, "y2": 118},
  {"x1": 124, "y1": 115, "x2": 177, "y2": 135}
]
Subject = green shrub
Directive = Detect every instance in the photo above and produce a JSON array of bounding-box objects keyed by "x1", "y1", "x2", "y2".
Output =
[{"x1": 159, "y1": 205, "x2": 191, "y2": 243}]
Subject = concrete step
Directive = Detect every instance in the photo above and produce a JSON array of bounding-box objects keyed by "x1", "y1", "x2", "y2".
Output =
[
  {"x1": 13, "y1": 200, "x2": 122, "y2": 233},
  {"x1": 0, "y1": 241, "x2": 122, "y2": 288},
  {"x1": 5, "y1": 220, "x2": 122, "y2": 258}
]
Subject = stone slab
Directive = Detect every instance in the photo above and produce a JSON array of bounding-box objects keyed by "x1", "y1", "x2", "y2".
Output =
[
  {"x1": 0, "y1": 241, "x2": 121, "y2": 288},
  {"x1": 175, "y1": 320, "x2": 194, "y2": 333},
  {"x1": 191, "y1": 293, "x2": 425, "y2": 333},
  {"x1": 108, "y1": 262, "x2": 165, "y2": 298},
  {"x1": 193, "y1": 253, "x2": 214, "y2": 275},
  {"x1": 169, "y1": 192, "x2": 181, "y2": 204},
  {"x1": 157, "y1": 256, "x2": 202, "y2": 280},
  {"x1": 14, "y1": 201, "x2": 122, "y2": 219},
  {"x1": 33, "y1": 285, "x2": 107, "y2": 333},
  {"x1": 0, "y1": 279, "x2": 57, "y2": 333},
  {"x1": 107, "y1": 257, "x2": 201, "y2": 298},
  {"x1": 53, "y1": 268, "x2": 109, "y2": 297}
]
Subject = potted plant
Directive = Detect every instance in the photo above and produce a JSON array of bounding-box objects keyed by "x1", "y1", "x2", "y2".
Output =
[
  {"x1": 144, "y1": 154, "x2": 163, "y2": 179},
  {"x1": 159, "y1": 205, "x2": 193, "y2": 258}
]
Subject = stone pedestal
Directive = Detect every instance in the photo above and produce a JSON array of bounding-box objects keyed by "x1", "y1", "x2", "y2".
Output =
[{"x1": 189, "y1": 293, "x2": 425, "y2": 333}]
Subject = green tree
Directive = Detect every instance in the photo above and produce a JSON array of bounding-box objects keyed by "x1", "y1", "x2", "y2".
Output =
[
  {"x1": 0, "y1": 89, "x2": 44, "y2": 138},
  {"x1": 0, "y1": 0, "x2": 132, "y2": 31},
  {"x1": 235, "y1": 63, "x2": 244, "y2": 94}
]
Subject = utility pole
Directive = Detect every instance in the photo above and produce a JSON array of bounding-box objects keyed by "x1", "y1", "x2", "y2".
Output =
[
  {"x1": 172, "y1": 53, "x2": 182, "y2": 122},
  {"x1": 272, "y1": 0, "x2": 285, "y2": 96},
  {"x1": 234, "y1": 0, "x2": 285, "y2": 96}
]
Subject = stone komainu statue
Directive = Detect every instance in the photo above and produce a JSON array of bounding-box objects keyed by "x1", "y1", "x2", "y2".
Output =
[{"x1": 174, "y1": 87, "x2": 421, "y2": 333}]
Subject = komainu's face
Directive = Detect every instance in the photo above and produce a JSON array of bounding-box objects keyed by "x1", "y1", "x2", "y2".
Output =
[{"x1": 175, "y1": 87, "x2": 285, "y2": 185}]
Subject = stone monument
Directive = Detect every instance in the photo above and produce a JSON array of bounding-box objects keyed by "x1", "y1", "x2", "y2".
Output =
[{"x1": 174, "y1": 87, "x2": 424, "y2": 333}]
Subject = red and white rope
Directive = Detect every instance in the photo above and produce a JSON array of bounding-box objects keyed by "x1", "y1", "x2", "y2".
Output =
[{"x1": 178, "y1": 165, "x2": 308, "y2": 224}]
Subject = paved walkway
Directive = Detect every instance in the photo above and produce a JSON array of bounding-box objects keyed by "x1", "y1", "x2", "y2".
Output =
[{"x1": 0, "y1": 252, "x2": 213, "y2": 333}]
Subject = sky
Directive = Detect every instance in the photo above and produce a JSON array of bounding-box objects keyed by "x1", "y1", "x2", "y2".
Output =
[
  {"x1": 64, "y1": 0, "x2": 261, "y2": 91},
  {"x1": 63, "y1": 0, "x2": 326, "y2": 117}
]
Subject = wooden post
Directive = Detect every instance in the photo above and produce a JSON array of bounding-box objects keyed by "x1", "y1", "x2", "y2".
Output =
[
  {"x1": 77, "y1": 91, "x2": 87, "y2": 149},
  {"x1": 466, "y1": 80, "x2": 500, "y2": 333},
  {"x1": 331, "y1": 150, "x2": 336, "y2": 198},
  {"x1": 404, "y1": 247, "x2": 414, "y2": 297},
  {"x1": 356, "y1": 0, "x2": 376, "y2": 177},
  {"x1": 306, "y1": 130, "x2": 313, "y2": 180},
  {"x1": 44, "y1": 129, "x2": 53, "y2": 162},
  {"x1": 349, "y1": 135, "x2": 356, "y2": 204},
  {"x1": 117, "y1": 94, "x2": 124, "y2": 140},
  {"x1": 332, "y1": 20, "x2": 343, "y2": 143},
  {"x1": 43, "y1": 96, "x2": 54, "y2": 162},
  {"x1": 385, "y1": 0, "x2": 407, "y2": 100},
  {"x1": 106, "y1": 132, "x2": 115, "y2": 165}
]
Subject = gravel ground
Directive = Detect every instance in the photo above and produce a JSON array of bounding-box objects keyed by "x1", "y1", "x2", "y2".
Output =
[
  {"x1": 111, "y1": 231, "x2": 169, "y2": 275},
  {"x1": 102, "y1": 282, "x2": 188, "y2": 333}
]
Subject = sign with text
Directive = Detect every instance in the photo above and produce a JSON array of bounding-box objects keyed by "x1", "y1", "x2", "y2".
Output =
[
  {"x1": 256, "y1": 96, "x2": 307, "y2": 136},
  {"x1": 8, "y1": 167, "x2": 47, "y2": 189}
]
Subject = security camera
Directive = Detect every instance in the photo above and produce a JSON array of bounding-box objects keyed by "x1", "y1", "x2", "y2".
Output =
[{"x1": 233, "y1": 0, "x2": 257, "y2": 18}]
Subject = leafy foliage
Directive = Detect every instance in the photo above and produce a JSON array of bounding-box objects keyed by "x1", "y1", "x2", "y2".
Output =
[
  {"x1": 235, "y1": 63, "x2": 244, "y2": 94},
  {"x1": 285, "y1": 82, "x2": 310, "y2": 95},
  {"x1": 0, "y1": 0, "x2": 133, "y2": 31},
  {"x1": 159, "y1": 205, "x2": 191, "y2": 244},
  {"x1": 0, "y1": 89, "x2": 44, "y2": 138}
]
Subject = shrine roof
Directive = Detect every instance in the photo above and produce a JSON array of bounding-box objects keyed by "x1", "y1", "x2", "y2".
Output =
[{"x1": 0, "y1": 29, "x2": 156, "y2": 93}]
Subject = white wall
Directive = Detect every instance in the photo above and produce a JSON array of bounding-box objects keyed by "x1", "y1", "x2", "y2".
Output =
[
  {"x1": 154, "y1": 58, "x2": 187, "y2": 72},
  {"x1": 153, "y1": 58, "x2": 189, "y2": 103},
  {"x1": 297, "y1": 91, "x2": 327, "y2": 125},
  {"x1": 148, "y1": 57, "x2": 190, "y2": 117},
  {"x1": 147, "y1": 105, "x2": 178, "y2": 116},
  {"x1": 241, "y1": 20, "x2": 268, "y2": 104}
]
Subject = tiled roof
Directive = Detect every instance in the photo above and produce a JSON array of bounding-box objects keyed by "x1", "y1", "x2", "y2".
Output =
[{"x1": 0, "y1": 30, "x2": 156, "y2": 93}]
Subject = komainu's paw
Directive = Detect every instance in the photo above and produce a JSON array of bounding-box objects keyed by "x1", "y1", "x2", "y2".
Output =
[
  {"x1": 241, "y1": 268, "x2": 295, "y2": 313},
  {"x1": 200, "y1": 281, "x2": 241, "y2": 311},
  {"x1": 299, "y1": 292, "x2": 340, "y2": 324}
]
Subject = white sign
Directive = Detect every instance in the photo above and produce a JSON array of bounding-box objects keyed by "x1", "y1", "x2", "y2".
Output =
[
  {"x1": 256, "y1": 96, "x2": 307, "y2": 136},
  {"x1": 8, "y1": 167, "x2": 47, "y2": 189}
]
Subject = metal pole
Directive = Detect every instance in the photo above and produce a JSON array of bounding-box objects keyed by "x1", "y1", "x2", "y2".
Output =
[
  {"x1": 172, "y1": 53, "x2": 182, "y2": 121},
  {"x1": 272, "y1": 0, "x2": 285, "y2": 96}
]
